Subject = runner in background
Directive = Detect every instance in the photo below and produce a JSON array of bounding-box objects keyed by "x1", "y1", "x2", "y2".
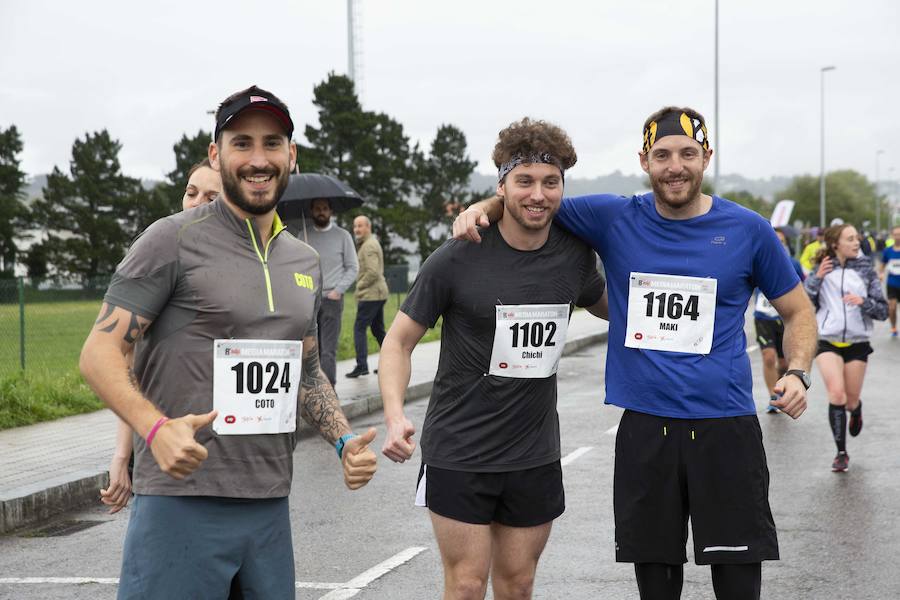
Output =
[
  {"x1": 804, "y1": 224, "x2": 888, "y2": 472},
  {"x1": 800, "y1": 227, "x2": 823, "y2": 275},
  {"x1": 880, "y1": 225, "x2": 900, "y2": 337},
  {"x1": 181, "y1": 158, "x2": 222, "y2": 210},
  {"x1": 754, "y1": 227, "x2": 806, "y2": 413}
]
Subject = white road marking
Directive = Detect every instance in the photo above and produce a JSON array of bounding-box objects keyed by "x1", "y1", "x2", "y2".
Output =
[
  {"x1": 318, "y1": 546, "x2": 428, "y2": 599},
  {"x1": 0, "y1": 546, "x2": 429, "y2": 598},
  {"x1": 0, "y1": 577, "x2": 340, "y2": 590},
  {"x1": 605, "y1": 424, "x2": 619, "y2": 436},
  {"x1": 0, "y1": 578, "x2": 119, "y2": 585},
  {"x1": 561, "y1": 446, "x2": 593, "y2": 466},
  {"x1": 747, "y1": 344, "x2": 759, "y2": 353}
]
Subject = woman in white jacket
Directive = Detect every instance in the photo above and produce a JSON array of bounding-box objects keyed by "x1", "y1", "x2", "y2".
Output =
[{"x1": 805, "y1": 224, "x2": 888, "y2": 472}]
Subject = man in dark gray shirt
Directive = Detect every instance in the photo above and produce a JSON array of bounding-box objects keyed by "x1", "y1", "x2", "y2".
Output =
[
  {"x1": 379, "y1": 118, "x2": 606, "y2": 600},
  {"x1": 80, "y1": 85, "x2": 377, "y2": 599}
]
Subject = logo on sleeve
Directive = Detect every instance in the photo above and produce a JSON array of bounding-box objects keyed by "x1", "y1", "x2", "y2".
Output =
[{"x1": 294, "y1": 273, "x2": 314, "y2": 291}]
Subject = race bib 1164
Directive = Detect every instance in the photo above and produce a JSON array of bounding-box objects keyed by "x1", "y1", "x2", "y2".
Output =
[{"x1": 624, "y1": 273, "x2": 717, "y2": 355}]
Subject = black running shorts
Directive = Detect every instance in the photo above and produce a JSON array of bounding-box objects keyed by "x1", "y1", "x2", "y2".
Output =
[
  {"x1": 815, "y1": 340, "x2": 873, "y2": 363},
  {"x1": 416, "y1": 462, "x2": 564, "y2": 527},
  {"x1": 886, "y1": 285, "x2": 900, "y2": 301},
  {"x1": 614, "y1": 410, "x2": 779, "y2": 565},
  {"x1": 754, "y1": 318, "x2": 785, "y2": 358}
]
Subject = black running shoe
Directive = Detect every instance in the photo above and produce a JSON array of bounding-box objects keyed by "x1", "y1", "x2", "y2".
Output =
[
  {"x1": 849, "y1": 402, "x2": 863, "y2": 437},
  {"x1": 831, "y1": 451, "x2": 849, "y2": 473},
  {"x1": 345, "y1": 366, "x2": 369, "y2": 378}
]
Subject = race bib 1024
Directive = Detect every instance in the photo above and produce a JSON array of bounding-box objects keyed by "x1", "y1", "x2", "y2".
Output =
[
  {"x1": 624, "y1": 273, "x2": 717, "y2": 355},
  {"x1": 212, "y1": 339, "x2": 302, "y2": 435}
]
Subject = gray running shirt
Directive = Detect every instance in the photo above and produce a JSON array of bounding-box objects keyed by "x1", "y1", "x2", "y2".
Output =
[
  {"x1": 104, "y1": 199, "x2": 321, "y2": 498},
  {"x1": 402, "y1": 224, "x2": 605, "y2": 472}
]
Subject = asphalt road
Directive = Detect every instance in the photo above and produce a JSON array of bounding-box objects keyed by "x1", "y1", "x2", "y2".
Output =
[{"x1": 1, "y1": 322, "x2": 899, "y2": 599}]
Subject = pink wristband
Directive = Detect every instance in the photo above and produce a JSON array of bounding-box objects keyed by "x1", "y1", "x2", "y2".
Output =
[{"x1": 146, "y1": 417, "x2": 169, "y2": 447}]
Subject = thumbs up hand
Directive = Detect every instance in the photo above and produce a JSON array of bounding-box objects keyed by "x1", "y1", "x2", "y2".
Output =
[
  {"x1": 342, "y1": 427, "x2": 378, "y2": 490},
  {"x1": 149, "y1": 411, "x2": 217, "y2": 480}
]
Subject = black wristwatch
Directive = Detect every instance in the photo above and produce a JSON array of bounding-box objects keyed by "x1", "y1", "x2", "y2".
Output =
[{"x1": 785, "y1": 369, "x2": 811, "y2": 390}]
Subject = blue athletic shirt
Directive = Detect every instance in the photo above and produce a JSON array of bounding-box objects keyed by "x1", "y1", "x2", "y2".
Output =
[
  {"x1": 754, "y1": 257, "x2": 804, "y2": 321},
  {"x1": 556, "y1": 193, "x2": 800, "y2": 418},
  {"x1": 882, "y1": 246, "x2": 900, "y2": 289}
]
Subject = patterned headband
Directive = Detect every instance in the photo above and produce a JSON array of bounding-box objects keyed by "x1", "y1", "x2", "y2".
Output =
[
  {"x1": 497, "y1": 152, "x2": 564, "y2": 183},
  {"x1": 642, "y1": 112, "x2": 709, "y2": 153}
]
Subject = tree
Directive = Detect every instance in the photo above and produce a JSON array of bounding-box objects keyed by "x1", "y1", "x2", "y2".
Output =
[
  {"x1": 302, "y1": 73, "x2": 417, "y2": 262},
  {"x1": 413, "y1": 125, "x2": 477, "y2": 259},
  {"x1": 776, "y1": 170, "x2": 883, "y2": 229},
  {"x1": 0, "y1": 125, "x2": 28, "y2": 275},
  {"x1": 725, "y1": 190, "x2": 770, "y2": 217},
  {"x1": 167, "y1": 130, "x2": 213, "y2": 193},
  {"x1": 29, "y1": 130, "x2": 144, "y2": 284}
]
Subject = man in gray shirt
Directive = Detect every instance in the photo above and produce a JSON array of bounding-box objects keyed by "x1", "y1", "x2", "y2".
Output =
[{"x1": 303, "y1": 198, "x2": 358, "y2": 385}]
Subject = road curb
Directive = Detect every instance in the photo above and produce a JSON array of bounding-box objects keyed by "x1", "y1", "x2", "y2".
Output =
[
  {"x1": 1, "y1": 471, "x2": 108, "y2": 535},
  {"x1": 0, "y1": 330, "x2": 608, "y2": 534}
]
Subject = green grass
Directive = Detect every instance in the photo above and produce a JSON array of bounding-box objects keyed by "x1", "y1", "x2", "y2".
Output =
[
  {"x1": 0, "y1": 300, "x2": 100, "y2": 377},
  {"x1": 338, "y1": 292, "x2": 442, "y2": 359},
  {"x1": 0, "y1": 292, "x2": 440, "y2": 430},
  {"x1": 0, "y1": 370, "x2": 103, "y2": 430}
]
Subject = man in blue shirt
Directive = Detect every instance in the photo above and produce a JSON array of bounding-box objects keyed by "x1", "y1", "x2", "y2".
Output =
[
  {"x1": 880, "y1": 225, "x2": 900, "y2": 337},
  {"x1": 454, "y1": 106, "x2": 817, "y2": 600}
]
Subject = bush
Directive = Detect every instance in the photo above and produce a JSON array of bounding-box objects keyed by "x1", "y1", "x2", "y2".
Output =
[{"x1": 0, "y1": 370, "x2": 103, "y2": 430}]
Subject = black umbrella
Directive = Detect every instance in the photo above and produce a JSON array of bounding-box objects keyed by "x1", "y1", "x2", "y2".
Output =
[{"x1": 276, "y1": 173, "x2": 364, "y2": 220}]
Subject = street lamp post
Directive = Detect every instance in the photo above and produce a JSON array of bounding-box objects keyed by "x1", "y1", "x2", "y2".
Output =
[
  {"x1": 713, "y1": 0, "x2": 720, "y2": 194},
  {"x1": 876, "y1": 149, "x2": 885, "y2": 234},
  {"x1": 819, "y1": 65, "x2": 836, "y2": 229}
]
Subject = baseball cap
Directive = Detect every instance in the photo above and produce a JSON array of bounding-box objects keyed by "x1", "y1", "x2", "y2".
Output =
[{"x1": 214, "y1": 85, "x2": 294, "y2": 141}]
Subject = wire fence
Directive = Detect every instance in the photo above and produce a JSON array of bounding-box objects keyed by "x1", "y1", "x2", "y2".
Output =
[{"x1": 0, "y1": 276, "x2": 109, "y2": 378}]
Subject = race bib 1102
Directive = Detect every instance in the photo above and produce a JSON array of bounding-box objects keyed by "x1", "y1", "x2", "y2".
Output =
[{"x1": 489, "y1": 304, "x2": 569, "y2": 378}]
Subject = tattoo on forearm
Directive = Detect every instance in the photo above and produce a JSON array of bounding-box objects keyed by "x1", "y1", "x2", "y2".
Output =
[
  {"x1": 95, "y1": 304, "x2": 115, "y2": 324},
  {"x1": 126, "y1": 367, "x2": 140, "y2": 393},
  {"x1": 299, "y1": 342, "x2": 349, "y2": 443},
  {"x1": 123, "y1": 312, "x2": 148, "y2": 344},
  {"x1": 94, "y1": 303, "x2": 150, "y2": 345}
]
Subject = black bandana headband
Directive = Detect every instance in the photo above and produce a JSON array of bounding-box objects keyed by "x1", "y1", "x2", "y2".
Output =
[
  {"x1": 497, "y1": 151, "x2": 564, "y2": 183},
  {"x1": 642, "y1": 112, "x2": 709, "y2": 153}
]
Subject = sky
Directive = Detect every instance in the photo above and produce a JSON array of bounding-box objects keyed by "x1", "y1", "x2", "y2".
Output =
[{"x1": 2, "y1": 0, "x2": 899, "y2": 186}]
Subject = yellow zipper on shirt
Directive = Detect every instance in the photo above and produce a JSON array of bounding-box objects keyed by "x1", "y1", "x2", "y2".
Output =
[{"x1": 246, "y1": 213, "x2": 287, "y2": 313}]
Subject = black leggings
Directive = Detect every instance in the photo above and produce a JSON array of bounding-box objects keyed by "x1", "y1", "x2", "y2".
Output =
[{"x1": 635, "y1": 562, "x2": 761, "y2": 600}]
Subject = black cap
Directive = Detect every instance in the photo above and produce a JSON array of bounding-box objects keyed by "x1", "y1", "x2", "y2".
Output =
[{"x1": 214, "y1": 85, "x2": 294, "y2": 141}]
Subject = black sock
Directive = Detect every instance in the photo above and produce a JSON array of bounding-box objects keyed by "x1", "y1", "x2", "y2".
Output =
[
  {"x1": 850, "y1": 401, "x2": 862, "y2": 416},
  {"x1": 711, "y1": 563, "x2": 761, "y2": 600},
  {"x1": 634, "y1": 563, "x2": 683, "y2": 600},
  {"x1": 829, "y1": 403, "x2": 847, "y2": 452}
]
